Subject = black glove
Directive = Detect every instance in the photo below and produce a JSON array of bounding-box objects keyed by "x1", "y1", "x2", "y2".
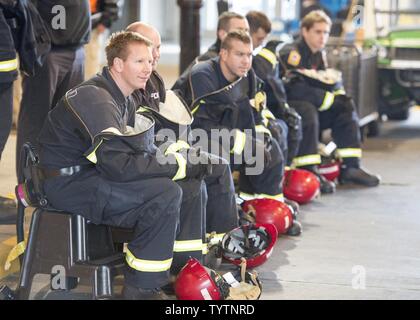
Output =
[
  {"x1": 245, "y1": 138, "x2": 271, "y2": 168},
  {"x1": 182, "y1": 147, "x2": 213, "y2": 180},
  {"x1": 283, "y1": 106, "x2": 301, "y2": 130},
  {"x1": 334, "y1": 94, "x2": 356, "y2": 113}
]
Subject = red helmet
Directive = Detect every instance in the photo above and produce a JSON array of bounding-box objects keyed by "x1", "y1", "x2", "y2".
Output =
[
  {"x1": 241, "y1": 199, "x2": 293, "y2": 235},
  {"x1": 283, "y1": 168, "x2": 320, "y2": 204},
  {"x1": 220, "y1": 223, "x2": 277, "y2": 269},
  {"x1": 175, "y1": 258, "x2": 226, "y2": 300},
  {"x1": 318, "y1": 161, "x2": 341, "y2": 182},
  {"x1": 175, "y1": 258, "x2": 262, "y2": 300}
]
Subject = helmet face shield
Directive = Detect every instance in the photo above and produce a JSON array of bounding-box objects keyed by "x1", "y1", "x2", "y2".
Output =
[{"x1": 221, "y1": 223, "x2": 278, "y2": 268}]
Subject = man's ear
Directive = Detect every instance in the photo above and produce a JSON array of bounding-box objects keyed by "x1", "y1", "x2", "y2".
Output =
[
  {"x1": 113, "y1": 57, "x2": 124, "y2": 72},
  {"x1": 301, "y1": 27, "x2": 309, "y2": 39},
  {"x1": 219, "y1": 48, "x2": 228, "y2": 62},
  {"x1": 218, "y1": 29, "x2": 227, "y2": 42}
]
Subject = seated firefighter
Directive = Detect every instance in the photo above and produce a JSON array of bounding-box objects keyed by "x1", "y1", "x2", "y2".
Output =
[
  {"x1": 126, "y1": 22, "x2": 239, "y2": 242},
  {"x1": 37, "y1": 31, "x2": 211, "y2": 300},
  {"x1": 174, "y1": 30, "x2": 286, "y2": 203},
  {"x1": 278, "y1": 10, "x2": 380, "y2": 187}
]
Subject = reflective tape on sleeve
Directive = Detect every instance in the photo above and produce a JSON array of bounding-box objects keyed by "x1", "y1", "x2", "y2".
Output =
[
  {"x1": 171, "y1": 152, "x2": 187, "y2": 181},
  {"x1": 319, "y1": 91, "x2": 335, "y2": 111},
  {"x1": 231, "y1": 130, "x2": 247, "y2": 155},
  {"x1": 334, "y1": 89, "x2": 346, "y2": 96},
  {"x1": 258, "y1": 48, "x2": 278, "y2": 68},
  {"x1": 165, "y1": 140, "x2": 190, "y2": 155},
  {"x1": 0, "y1": 58, "x2": 18, "y2": 72},
  {"x1": 255, "y1": 125, "x2": 272, "y2": 137}
]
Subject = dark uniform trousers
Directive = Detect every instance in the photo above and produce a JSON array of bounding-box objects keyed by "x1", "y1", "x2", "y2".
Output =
[
  {"x1": 171, "y1": 179, "x2": 207, "y2": 274},
  {"x1": 0, "y1": 7, "x2": 17, "y2": 161},
  {"x1": 43, "y1": 170, "x2": 183, "y2": 289},
  {"x1": 290, "y1": 97, "x2": 361, "y2": 169},
  {"x1": 0, "y1": 83, "x2": 13, "y2": 159},
  {"x1": 16, "y1": 47, "x2": 85, "y2": 181}
]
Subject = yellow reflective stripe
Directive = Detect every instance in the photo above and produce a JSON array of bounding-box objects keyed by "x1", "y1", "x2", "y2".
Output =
[
  {"x1": 337, "y1": 148, "x2": 362, "y2": 158},
  {"x1": 258, "y1": 48, "x2": 278, "y2": 68},
  {"x1": 171, "y1": 152, "x2": 187, "y2": 181},
  {"x1": 334, "y1": 89, "x2": 346, "y2": 96},
  {"x1": 292, "y1": 154, "x2": 322, "y2": 167},
  {"x1": 239, "y1": 192, "x2": 284, "y2": 202},
  {"x1": 173, "y1": 239, "x2": 203, "y2": 252},
  {"x1": 125, "y1": 249, "x2": 172, "y2": 272},
  {"x1": 0, "y1": 58, "x2": 18, "y2": 72},
  {"x1": 202, "y1": 245, "x2": 208, "y2": 255},
  {"x1": 261, "y1": 108, "x2": 276, "y2": 120},
  {"x1": 319, "y1": 91, "x2": 335, "y2": 111},
  {"x1": 164, "y1": 140, "x2": 190, "y2": 155},
  {"x1": 255, "y1": 125, "x2": 272, "y2": 137},
  {"x1": 137, "y1": 106, "x2": 149, "y2": 113},
  {"x1": 231, "y1": 130, "x2": 246, "y2": 155},
  {"x1": 86, "y1": 139, "x2": 104, "y2": 164},
  {"x1": 4, "y1": 241, "x2": 26, "y2": 271},
  {"x1": 192, "y1": 100, "x2": 205, "y2": 115}
]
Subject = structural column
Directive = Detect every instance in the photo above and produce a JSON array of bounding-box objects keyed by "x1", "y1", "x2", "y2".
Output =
[{"x1": 177, "y1": 0, "x2": 203, "y2": 74}]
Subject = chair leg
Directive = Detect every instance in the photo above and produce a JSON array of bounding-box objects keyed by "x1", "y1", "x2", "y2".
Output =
[
  {"x1": 16, "y1": 208, "x2": 42, "y2": 300},
  {"x1": 93, "y1": 266, "x2": 113, "y2": 299}
]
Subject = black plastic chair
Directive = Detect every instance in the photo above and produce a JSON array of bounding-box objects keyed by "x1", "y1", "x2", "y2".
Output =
[{"x1": 15, "y1": 143, "x2": 126, "y2": 300}]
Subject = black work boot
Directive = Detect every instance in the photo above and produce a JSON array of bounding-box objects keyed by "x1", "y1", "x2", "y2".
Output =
[
  {"x1": 122, "y1": 284, "x2": 169, "y2": 300},
  {"x1": 284, "y1": 198, "x2": 299, "y2": 219},
  {"x1": 339, "y1": 167, "x2": 381, "y2": 187}
]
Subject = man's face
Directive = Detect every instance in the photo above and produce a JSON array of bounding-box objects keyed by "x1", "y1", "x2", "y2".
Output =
[
  {"x1": 120, "y1": 43, "x2": 153, "y2": 91},
  {"x1": 138, "y1": 28, "x2": 161, "y2": 70},
  {"x1": 302, "y1": 22, "x2": 330, "y2": 52},
  {"x1": 220, "y1": 39, "x2": 253, "y2": 80},
  {"x1": 218, "y1": 18, "x2": 250, "y2": 41},
  {"x1": 251, "y1": 27, "x2": 268, "y2": 49}
]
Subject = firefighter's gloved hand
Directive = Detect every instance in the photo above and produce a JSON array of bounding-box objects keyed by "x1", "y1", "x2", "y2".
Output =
[
  {"x1": 245, "y1": 138, "x2": 271, "y2": 168},
  {"x1": 183, "y1": 147, "x2": 213, "y2": 180},
  {"x1": 334, "y1": 95, "x2": 356, "y2": 113},
  {"x1": 283, "y1": 107, "x2": 301, "y2": 130}
]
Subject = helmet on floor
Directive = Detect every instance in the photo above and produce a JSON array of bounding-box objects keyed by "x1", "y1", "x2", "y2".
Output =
[
  {"x1": 220, "y1": 223, "x2": 277, "y2": 268},
  {"x1": 283, "y1": 168, "x2": 320, "y2": 204},
  {"x1": 241, "y1": 198, "x2": 293, "y2": 235},
  {"x1": 318, "y1": 160, "x2": 341, "y2": 182},
  {"x1": 175, "y1": 258, "x2": 262, "y2": 300},
  {"x1": 318, "y1": 142, "x2": 341, "y2": 182},
  {"x1": 174, "y1": 258, "x2": 227, "y2": 300}
]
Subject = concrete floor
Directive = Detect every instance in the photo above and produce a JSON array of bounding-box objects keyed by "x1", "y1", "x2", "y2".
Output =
[{"x1": 1, "y1": 109, "x2": 420, "y2": 300}]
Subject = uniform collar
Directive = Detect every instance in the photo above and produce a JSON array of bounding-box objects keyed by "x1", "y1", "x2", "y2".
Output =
[{"x1": 101, "y1": 67, "x2": 127, "y2": 106}]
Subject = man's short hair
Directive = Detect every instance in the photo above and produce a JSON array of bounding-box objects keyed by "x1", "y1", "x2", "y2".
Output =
[
  {"x1": 301, "y1": 10, "x2": 332, "y2": 30},
  {"x1": 246, "y1": 10, "x2": 272, "y2": 34},
  {"x1": 217, "y1": 11, "x2": 245, "y2": 32},
  {"x1": 220, "y1": 30, "x2": 252, "y2": 50},
  {"x1": 105, "y1": 31, "x2": 152, "y2": 67}
]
